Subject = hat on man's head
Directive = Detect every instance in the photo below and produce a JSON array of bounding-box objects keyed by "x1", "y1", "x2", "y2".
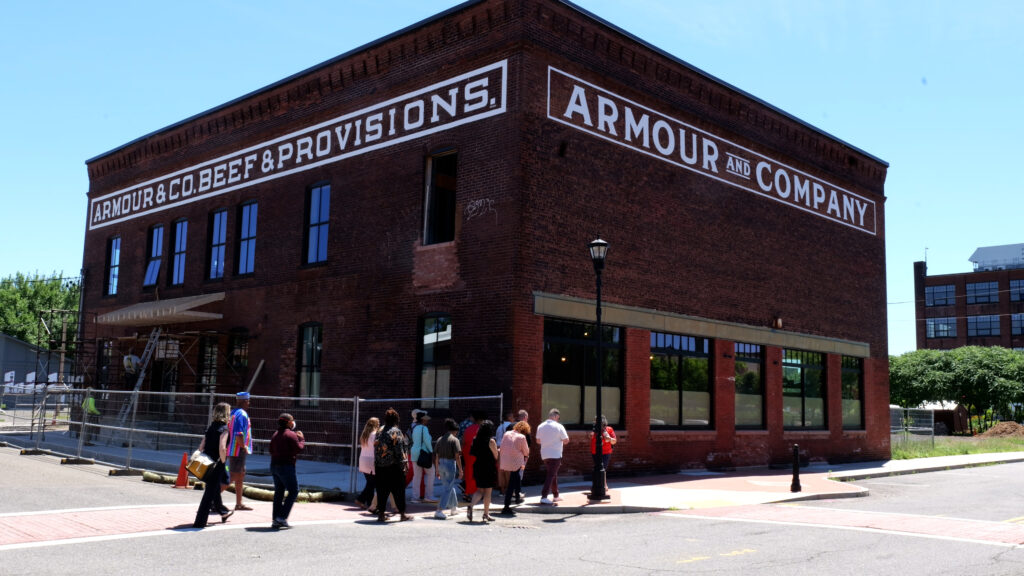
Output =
[{"x1": 237, "y1": 391, "x2": 250, "y2": 399}]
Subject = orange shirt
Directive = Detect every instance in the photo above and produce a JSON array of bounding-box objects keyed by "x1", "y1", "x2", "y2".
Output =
[{"x1": 498, "y1": 431, "x2": 529, "y2": 471}]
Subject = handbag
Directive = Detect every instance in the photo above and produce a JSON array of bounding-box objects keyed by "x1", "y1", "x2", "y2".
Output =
[
  {"x1": 186, "y1": 449, "x2": 215, "y2": 479},
  {"x1": 415, "y1": 424, "x2": 433, "y2": 469}
]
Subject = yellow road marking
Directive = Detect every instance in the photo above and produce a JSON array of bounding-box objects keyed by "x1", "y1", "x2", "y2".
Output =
[
  {"x1": 676, "y1": 556, "x2": 711, "y2": 564},
  {"x1": 1004, "y1": 516, "x2": 1024, "y2": 524},
  {"x1": 720, "y1": 549, "x2": 757, "y2": 557}
]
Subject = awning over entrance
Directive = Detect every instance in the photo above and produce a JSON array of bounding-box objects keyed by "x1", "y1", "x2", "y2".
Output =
[{"x1": 97, "y1": 292, "x2": 225, "y2": 327}]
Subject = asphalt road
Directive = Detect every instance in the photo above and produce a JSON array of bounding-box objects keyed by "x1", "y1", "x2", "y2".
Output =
[{"x1": 5, "y1": 447, "x2": 1024, "y2": 575}]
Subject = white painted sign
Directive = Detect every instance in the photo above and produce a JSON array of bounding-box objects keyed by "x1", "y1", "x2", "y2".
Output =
[
  {"x1": 546, "y1": 67, "x2": 877, "y2": 235},
  {"x1": 89, "y1": 60, "x2": 509, "y2": 230}
]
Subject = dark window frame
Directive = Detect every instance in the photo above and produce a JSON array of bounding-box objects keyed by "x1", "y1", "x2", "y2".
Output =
[
  {"x1": 423, "y1": 151, "x2": 457, "y2": 245},
  {"x1": 207, "y1": 210, "x2": 227, "y2": 280},
  {"x1": 104, "y1": 236, "x2": 121, "y2": 296},
  {"x1": 841, "y1": 356, "x2": 865, "y2": 430},
  {"x1": 1013, "y1": 314, "x2": 1024, "y2": 336},
  {"x1": 541, "y1": 318, "x2": 624, "y2": 428},
  {"x1": 1011, "y1": 279, "x2": 1024, "y2": 302},
  {"x1": 419, "y1": 314, "x2": 452, "y2": 410},
  {"x1": 197, "y1": 334, "x2": 218, "y2": 391},
  {"x1": 782, "y1": 349, "x2": 827, "y2": 430},
  {"x1": 966, "y1": 281, "x2": 999, "y2": 304},
  {"x1": 304, "y1": 183, "x2": 330, "y2": 265},
  {"x1": 228, "y1": 327, "x2": 249, "y2": 371},
  {"x1": 926, "y1": 317, "x2": 957, "y2": 339},
  {"x1": 967, "y1": 315, "x2": 1000, "y2": 337},
  {"x1": 734, "y1": 342, "x2": 765, "y2": 430},
  {"x1": 143, "y1": 225, "x2": 164, "y2": 287},
  {"x1": 297, "y1": 322, "x2": 323, "y2": 403},
  {"x1": 925, "y1": 284, "x2": 955, "y2": 307},
  {"x1": 237, "y1": 201, "x2": 257, "y2": 276},
  {"x1": 649, "y1": 332, "x2": 714, "y2": 430},
  {"x1": 169, "y1": 219, "x2": 188, "y2": 286}
]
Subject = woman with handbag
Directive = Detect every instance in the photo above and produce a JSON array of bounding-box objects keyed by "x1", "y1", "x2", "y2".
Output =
[
  {"x1": 355, "y1": 417, "x2": 380, "y2": 510},
  {"x1": 410, "y1": 410, "x2": 436, "y2": 503},
  {"x1": 193, "y1": 402, "x2": 233, "y2": 528},
  {"x1": 373, "y1": 408, "x2": 413, "y2": 522}
]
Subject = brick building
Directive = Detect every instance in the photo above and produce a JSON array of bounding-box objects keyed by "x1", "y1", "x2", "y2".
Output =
[
  {"x1": 914, "y1": 244, "x2": 1024, "y2": 352},
  {"x1": 80, "y1": 0, "x2": 890, "y2": 473}
]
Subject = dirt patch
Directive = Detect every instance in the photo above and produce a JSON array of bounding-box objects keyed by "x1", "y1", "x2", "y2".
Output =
[{"x1": 981, "y1": 421, "x2": 1024, "y2": 437}]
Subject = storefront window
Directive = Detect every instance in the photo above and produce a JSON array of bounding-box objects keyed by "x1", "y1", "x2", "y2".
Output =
[
  {"x1": 734, "y1": 343, "x2": 764, "y2": 429},
  {"x1": 782, "y1": 349, "x2": 826, "y2": 429},
  {"x1": 542, "y1": 318, "x2": 622, "y2": 427},
  {"x1": 649, "y1": 332, "x2": 712, "y2": 428}
]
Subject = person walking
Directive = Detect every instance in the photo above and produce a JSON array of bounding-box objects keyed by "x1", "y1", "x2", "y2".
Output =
[
  {"x1": 228, "y1": 391, "x2": 253, "y2": 511},
  {"x1": 535, "y1": 408, "x2": 570, "y2": 505},
  {"x1": 514, "y1": 409, "x2": 531, "y2": 503},
  {"x1": 410, "y1": 410, "x2": 437, "y2": 503},
  {"x1": 269, "y1": 413, "x2": 305, "y2": 529},
  {"x1": 498, "y1": 420, "x2": 530, "y2": 516},
  {"x1": 495, "y1": 411, "x2": 515, "y2": 493},
  {"x1": 355, "y1": 417, "x2": 380, "y2": 510},
  {"x1": 460, "y1": 412, "x2": 481, "y2": 500},
  {"x1": 373, "y1": 408, "x2": 413, "y2": 522},
  {"x1": 193, "y1": 402, "x2": 234, "y2": 528},
  {"x1": 588, "y1": 414, "x2": 617, "y2": 493},
  {"x1": 432, "y1": 418, "x2": 463, "y2": 519},
  {"x1": 467, "y1": 420, "x2": 498, "y2": 522}
]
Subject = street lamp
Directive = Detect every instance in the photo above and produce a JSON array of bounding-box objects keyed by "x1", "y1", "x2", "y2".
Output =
[{"x1": 588, "y1": 237, "x2": 609, "y2": 501}]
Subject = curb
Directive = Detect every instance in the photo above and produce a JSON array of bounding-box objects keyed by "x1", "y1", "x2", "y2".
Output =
[{"x1": 826, "y1": 455, "x2": 1024, "y2": 482}]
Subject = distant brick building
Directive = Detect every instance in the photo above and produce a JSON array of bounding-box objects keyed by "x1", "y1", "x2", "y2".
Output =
[
  {"x1": 80, "y1": 0, "x2": 890, "y2": 473},
  {"x1": 914, "y1": 244, "x2": 1024, "y2": 352}
]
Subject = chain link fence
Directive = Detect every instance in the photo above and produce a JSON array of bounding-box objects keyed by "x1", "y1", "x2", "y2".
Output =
[
  {"x1": 0, "y1": 386, "x2": 502, "y2": 494},
  {"x1": 890, "y1": 406, "x2": 935, "y2": 447}
]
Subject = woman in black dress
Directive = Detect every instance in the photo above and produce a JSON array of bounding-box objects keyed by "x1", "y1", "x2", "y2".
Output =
[
  {"x1": 467, "y1": 420, "x2": 498, "y2": 522},
  {"x1": 193, "y1": 402, "x2": 233, "y2": 528}
]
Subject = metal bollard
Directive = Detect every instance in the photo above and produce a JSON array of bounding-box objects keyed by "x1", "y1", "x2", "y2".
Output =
[{"x1": 790, "y1": 443, "x2": 801, "y2": 492}]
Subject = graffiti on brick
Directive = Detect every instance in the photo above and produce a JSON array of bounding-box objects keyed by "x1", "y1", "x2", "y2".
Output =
[{"x1": 464, "y1": 198, "x2": 496, "y2": 223}]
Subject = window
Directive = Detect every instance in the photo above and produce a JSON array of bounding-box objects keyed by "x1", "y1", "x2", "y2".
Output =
[
  {"x1": 734, "y1": 343, "x2": 764, "y2": 429},
  {"x1": 420, "y1": 315, "x2": 452, "y2": 409},
  {"x1": 198, "y1": 335, "x2": 218, "y2": 389},
  {"x1": 926, "y1": 317, "x2": 957, "y2": 338},
  {"x1": 966, "y1": 281, "x2": 998, "y2": 304},
  {"x1": 298, "y1": 323, "x2": 322, "y2": 401},
  {"x1": 170, "y1": 220, "x2": 188, "y2": 285},
  {"x1": 925, "y1": 285, "x2": 955, "y2": 307},
  {"x1": 782, "y1": 350, "x2": 826, "y2": 429},
  {"x1": 841, "y1": 356, "x2": 864, "y2": 430},
  {"x1": 968, "y1": 315, "x2": 1000, "y2": 337},
  {"x1": 143, "y1": 225, "x2": 163, "y2": 287},
  {"x1": 237, "y1": 202, "x2": 257, "y2": 275},
  {"x1": 649, "y1": 333, "x2": 712, "y2": 428},
  {"x1": 228, "y1": 328, "x2": 249, "y2": 370},
  {"x1": 207, "y1": 210, "x2": 227, "y2": 280},
  {"x1": 542, "y1": 318, "x2": 623, "y2": 427},
  {"x1": 305, "y1": 184, "x2": 330, "y2": 264},
  {"x1": 1013, "y1": 314, "x2": 1024, "y2": 336},
  {"x1": 105, "y1": 236, "x2": 121, "y2": 296},
  {"x1": 1011, "y1": 280, "x2": 1024, "y2": 302},
  {"x1": 423, "y1": 152, "x2": 457, "y2": 245}
]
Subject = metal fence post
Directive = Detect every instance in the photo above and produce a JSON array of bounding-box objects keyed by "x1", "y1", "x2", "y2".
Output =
[
  {"x1": 350, "y1": 396, "x2": 360, "y2": 495},
  {"x1": 125, "y1": 391, "x2": 139, "y2": 470}
]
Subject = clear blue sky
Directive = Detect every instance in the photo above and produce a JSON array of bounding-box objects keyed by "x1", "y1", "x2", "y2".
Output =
[{"x1": 2, "y1": 0, "x2": 1022, "y2": 356}]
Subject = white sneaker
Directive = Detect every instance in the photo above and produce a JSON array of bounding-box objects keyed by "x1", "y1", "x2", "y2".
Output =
[
  {"x1": 540, "y1": 497, "x2": 553, "y2": 505},
  {"x1": 449, "y1": 508, "x2": 458, "y2": 516},
  {"x1": 553, "y1": 496, "x2": 563, "y2": 502},
  {"x1": 433, "y1": 510, "x2": 447, "y2": 519},
  {"x1": 409, "y1": 498, "x2": 422, "y2": 504}
]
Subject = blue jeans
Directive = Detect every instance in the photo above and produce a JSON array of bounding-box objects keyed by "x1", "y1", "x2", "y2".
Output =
[
  {"x1": 271, "y1": 464, "x2": 298, "y2": 522},
  {"x1": 437, "y1": 458, "x2": 459, "y2": 511}
]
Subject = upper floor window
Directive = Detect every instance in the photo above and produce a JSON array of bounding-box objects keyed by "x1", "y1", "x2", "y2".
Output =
[
  {"x1": 423, "y1": 152, "x2": 457, "y2": 245},
  {"x1": 170, "y1": 220, "x2": 188, "y2": 286},
  {"x1": 541, "y1": 318, "x2": 623, "y2": 427},
  {"x1": 841, "y1": 356, "x2": 864, "y2": 430},
  {"x1": 968, "y1": 315, "x2": 1000, "y2": 337},
  {"x1": 925, "y1": 284, "x2": 955, "y2": 307},
  {"x1": 1012, "y1": 314, "x2": 1024, "y2": 336},
  {"x1": 207, "y1": 210, "x2": 227, "y2": 280},
  {"x1": 420, "y1": 315, "x2": 452, "y2": 409},
  {"x1": 650, "y1": 332, "x2": 712, "y2": 429},
  {"x1": 305, "y1": 184, "x2": 329, "y2": 264},
  {"x1": 229, "y1": 328, "x2": 249, "y2": 370},
  {"x1": 237, "y1": 202, "x2": 258, "y2": 275},
  {"x1": 143, "y1": 225, "x2": 163, "y2": 287},
  {"x1": 734, "y1": 343, "x2": 764, "y2": 429},
  {"x1": 298, "y1": 323, "x2": 323, "y2": 402},
  {"x1": 782, "y1": 349, "x2": 826, "y2": 430},
  {"x1": 105, "y1": 236, "x2": 121, "y2": 296},
  {"x1": 1011, "y1": 279, "x2": 1024, "y2": 302},
  {"x1": 966, "y1": 281, "x2": 998, "y2": 304},
  {"x1": 926, "y1": 317, "x2": 957, "y2": 338}
]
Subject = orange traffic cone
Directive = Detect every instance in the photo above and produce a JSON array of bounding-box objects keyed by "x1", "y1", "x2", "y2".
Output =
[{"x1": 174, "y1": 452, "x2": 189, "y2": 489}]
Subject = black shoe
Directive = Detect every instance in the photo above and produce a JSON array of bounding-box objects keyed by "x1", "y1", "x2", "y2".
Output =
[
  {"x1": 515, "y1": 496, "x2": 523, "y2": 504},
  {"x1": 220, "y1": 510, "x2": 234, "y2": 523},
  {"x1": 500, "y1": 507, "x2": 515, "y2": 515},
  {"x1": 192, "y1": 522, "x2": 206, "y2": 529}
]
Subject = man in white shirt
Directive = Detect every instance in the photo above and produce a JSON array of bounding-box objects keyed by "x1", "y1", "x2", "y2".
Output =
[{"x1": 534, "y1": 408, "x2": 569, "y2": 505}]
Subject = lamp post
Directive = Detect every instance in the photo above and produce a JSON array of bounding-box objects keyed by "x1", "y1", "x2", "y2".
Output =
[{"x1": 588, "y1": 238, "x2": 609, "y2": 501}]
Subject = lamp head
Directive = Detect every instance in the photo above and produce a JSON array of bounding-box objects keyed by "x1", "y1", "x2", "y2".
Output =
[{"x1": 588, "y1": 238, "x2": 609, "y2": 271}]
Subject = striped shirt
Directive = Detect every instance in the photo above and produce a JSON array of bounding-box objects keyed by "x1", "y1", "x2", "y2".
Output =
[{"x1": 228, "y1": 408, "x2": 252, "y2": 456}]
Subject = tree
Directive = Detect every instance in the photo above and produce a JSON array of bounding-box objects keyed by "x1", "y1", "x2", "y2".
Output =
[
  {"x1": 0, "y1": 272, "x2": 80, "y2": 349},
  {"x1": 888, "y1": 349, "x2": 952, "y2": 408}
]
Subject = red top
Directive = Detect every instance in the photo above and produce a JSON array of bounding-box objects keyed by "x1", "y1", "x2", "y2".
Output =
[{"x1": 589, "y1": 426, "x2": 616, "y2": 455}]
